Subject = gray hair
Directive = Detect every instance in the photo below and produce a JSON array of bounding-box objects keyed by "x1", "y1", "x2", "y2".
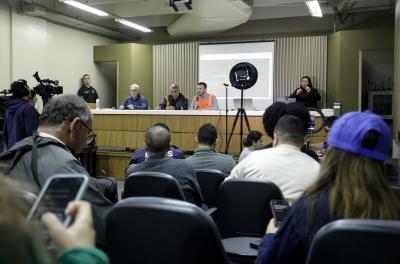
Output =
[
  {"x1": 130, "y1": 84, "x2": 140, "y2": 91},
  {"x1": 39, "y1": 95, "x2": 92, "y2": 126},
  {"x1": 274, "y1": 115, "x2": 305, "y2": 146},
  {"x1": 145, "y1": 126, "x2": 170, "y2": 153},
  {"x1": 170, "y1": 84, "x2": 180, "y2": 91}
]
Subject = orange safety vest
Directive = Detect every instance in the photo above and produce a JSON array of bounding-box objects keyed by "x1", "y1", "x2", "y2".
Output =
[
  {"x1": 193, "y1": 94, "x2": 213, "y2": 110},
  {"x1": 165, "y1": 96, "x2": 172, "y2": 110}
]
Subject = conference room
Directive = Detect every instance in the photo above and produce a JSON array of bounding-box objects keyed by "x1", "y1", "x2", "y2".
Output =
[{"x1": 0, "y1": 0, "x2": 399, "y2": 263}]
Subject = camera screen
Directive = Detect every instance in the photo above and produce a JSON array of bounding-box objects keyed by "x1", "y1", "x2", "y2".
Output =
[
  {"x1": 31, "y1": 177, "x2": 85, "y2": 223},
  {"x1": 234, "y1": 69, "x2": 250, "y2": 82}
]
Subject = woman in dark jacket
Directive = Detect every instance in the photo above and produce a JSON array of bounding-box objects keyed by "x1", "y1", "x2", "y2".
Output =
[{"x1": 289, "y1": 76, "x2": 321, "y2": 108}]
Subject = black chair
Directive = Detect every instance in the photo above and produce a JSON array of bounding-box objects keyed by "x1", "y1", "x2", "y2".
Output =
[
  {"x1": 218, "y1": 179, "x2": 284, "y2": 238},
  {"x1": 106, "y1": 197, "x2": 229, "y2": 264},
  {"x1": 195, "y1": 169, "x2": 226, "y2": 208},
  {"x1": 122, "y1": 171, "x2": 185, "y2": 200},
  {"x1": 306, "y1": 219, "x2": 400, "y2": 264}
]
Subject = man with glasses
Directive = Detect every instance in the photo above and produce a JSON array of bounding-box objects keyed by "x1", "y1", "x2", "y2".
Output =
[
  {"x1": 0, "y1": 95, "x2": 113, "y2": 247},
  {"x1": 119, "y1": 83, "x2": 148, "y2": 110}
]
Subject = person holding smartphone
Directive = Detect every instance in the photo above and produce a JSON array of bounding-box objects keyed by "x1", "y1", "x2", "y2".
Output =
[
  {"x1": 256, "y1": 111, "x2": 400, "y2": 264},
  {"x1": 0, "y1": 176, "x2": 108, "y2": 264}
]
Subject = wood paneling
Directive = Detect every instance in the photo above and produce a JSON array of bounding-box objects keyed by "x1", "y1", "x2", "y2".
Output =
[
  {"x1": 96, "y1": 151, "x2": 132, "y2": 181},
  {"x1": 93, "y1": 113, "x2": 326, "y2": 153}
]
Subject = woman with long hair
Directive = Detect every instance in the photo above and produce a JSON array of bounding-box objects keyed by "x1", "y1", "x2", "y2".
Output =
[
  {"x1": 289, "y1": 76, "x2": 321, "y2": 108},
  {"x1": 239, "y1": 130, "x2": 263, "y2": 162},
  {"x1": 256, "y1": 111, "x2": 400, "y2": 264}
]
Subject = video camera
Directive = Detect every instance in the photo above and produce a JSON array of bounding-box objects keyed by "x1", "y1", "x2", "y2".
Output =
[{"x1": 33, "y1": 72, "x2": 63, "y2": 105}]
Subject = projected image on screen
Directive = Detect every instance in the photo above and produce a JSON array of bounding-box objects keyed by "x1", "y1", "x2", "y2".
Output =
[{"x1": 199, "y1": 42, "x2": 274, "y2": 111}]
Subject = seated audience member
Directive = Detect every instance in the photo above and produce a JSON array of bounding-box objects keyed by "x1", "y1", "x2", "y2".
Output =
[
  {"x1": 129, "y1": 123, "x2": 185, "y2": 165},
  {"x1": 187, "y1": 123, "x2": 236, "y2": 176},
  {"x1": 0, "y1": 177, "x2": 109, "y2": 264},
  {"x1": 239, "y1": 130, "x2": 263, "y2": 162},
  {"x1": 259, "y1": 101, "x2": 319, "y2": 161},
  {"x1": 159, "y1": 84, "x2": 188, "y2": 110},
  {"x1": 190, "y1": 82, "x2": 219, "y2": 110},
  {"x1": 227, "y1": 115, "x2": 320, "y2": 203},
  {"x1": 256, "y1": 111, "x2": 400, "y2": 264},
  {"x1": 3, "y1": 79, "x2": 39, "y2": 150},
  {"x1": 119, "y1": 84, "x2": 148, "y2": 110},
  {"x1": 125, "y1": 125, "x2": 203, "y2": 206},
  {"x1": 0, "y1": 95, "x2": 114, "y2": 246}
]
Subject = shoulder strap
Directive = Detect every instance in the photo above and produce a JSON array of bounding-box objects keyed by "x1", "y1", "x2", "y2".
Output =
[{"x1": 30, "y1": 132, "x2": 41, "y2": 187}]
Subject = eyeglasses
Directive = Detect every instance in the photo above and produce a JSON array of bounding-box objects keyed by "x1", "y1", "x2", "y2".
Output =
[
  {"x1": 80, "y1": 120, "x2": 96, "y2": 144},
  {"x1": 130, "y1": 89, "x2": 138, "y2": 92}
]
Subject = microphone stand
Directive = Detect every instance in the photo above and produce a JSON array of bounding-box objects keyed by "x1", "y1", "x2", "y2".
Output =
[{"x1": 223, "y1": 83, "x2": 229, "y2": 154}]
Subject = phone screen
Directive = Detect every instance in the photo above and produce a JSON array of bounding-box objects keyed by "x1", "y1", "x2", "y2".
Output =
[
  {"x1": 27, "y1": 175, "x2": 88, "y2": 247},
  {"x1": 270, "y1": 200, "x2": 290, "y2": 226},
  {"x1": 29, "y1": 176, "x2": 86, "y2": 224}
]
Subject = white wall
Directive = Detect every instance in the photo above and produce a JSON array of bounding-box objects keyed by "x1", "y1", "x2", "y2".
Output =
[{"x1": 0, "y1": 1, "x2": 117, "y2": 110}]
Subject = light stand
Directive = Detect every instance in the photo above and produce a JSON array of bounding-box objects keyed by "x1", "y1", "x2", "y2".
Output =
[
  {"x1": 225, "y1": 89, "x2": 250, "y2": 153},
  {"x1": 225, "y1": 61, "x2": 258, "y2": 154},
  {"x1": 223, "y1": 83, "x2": 229, "y2": 154}
]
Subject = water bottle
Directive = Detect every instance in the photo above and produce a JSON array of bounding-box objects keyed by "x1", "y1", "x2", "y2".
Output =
[{"x1": 96, "y1": 98, "x2": 100, "y2": 110}]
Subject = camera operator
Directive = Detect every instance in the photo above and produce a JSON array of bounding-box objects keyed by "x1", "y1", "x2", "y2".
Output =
[{"x1": 3, "y1": 80, "x2": 39, "y2": 150}]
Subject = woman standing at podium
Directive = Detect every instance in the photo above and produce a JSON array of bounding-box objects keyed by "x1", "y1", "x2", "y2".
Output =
[{"x1": 289, "y1": 76, "x2": 321, "y2": 108}]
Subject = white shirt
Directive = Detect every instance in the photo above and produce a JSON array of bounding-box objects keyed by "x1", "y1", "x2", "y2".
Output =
[
  {"x1": 239, "y1": 147, "x2": 252, "y2": 162},
  {"x1": 227, "y1": 144, "x2": 320, "y2": 204}
]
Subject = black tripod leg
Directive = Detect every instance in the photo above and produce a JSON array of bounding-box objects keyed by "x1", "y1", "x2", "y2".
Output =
[
  {"x1": 225, "y1": 110, "x2": 240, "y2": 153},
  {"x1": 242, "y1": 109, "x2": 251, "y2": 132}
]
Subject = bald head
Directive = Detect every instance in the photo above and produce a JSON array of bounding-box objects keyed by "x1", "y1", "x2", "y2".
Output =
[{"x1": 145, "y1": 126, "x2": 170, "y2": 154}]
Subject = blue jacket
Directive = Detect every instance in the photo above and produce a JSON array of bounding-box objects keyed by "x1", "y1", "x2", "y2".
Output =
[
  {"x1": 256, "y1": 191, "x2": 332, "y2": 264},
  {"x1": 129, "y1": 147, "x2": 185, "y2": 165},
  {"x1": 120, "y1": 95, "x2": 148, "y2": 110},
  {"x1": 3, "y1": 98, "x2": 39, "y2": 149}
]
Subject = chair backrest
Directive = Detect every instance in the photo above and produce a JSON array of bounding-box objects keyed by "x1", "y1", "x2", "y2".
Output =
[
  {"x1": 106, "y1": 197, "x2": 229, "y2": 264},
  {"x1": 123, "y1": 171, "x2": 185, "y2": 201},
  {"x1": 217, "y1": 179, "x2": 283, "y2": 237},
  {"x1": 306, "y1": 219, "x2": 400, "y2": 264},
  {"x1": 195, "y1": 169, "x2": 226, "y2": 207}
]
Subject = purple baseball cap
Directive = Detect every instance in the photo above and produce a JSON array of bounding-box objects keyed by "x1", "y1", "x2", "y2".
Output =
[{"x1": 327, "y1": 111, "x2": 391, "y2": 161}]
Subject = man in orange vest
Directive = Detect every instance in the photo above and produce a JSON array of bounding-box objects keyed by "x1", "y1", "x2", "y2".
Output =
[
  {"x1": 159, "y1": 84, "x2": 188, "y2": 110},
  {"x1": 190, "y1": 82, "x2": 219, "y2": 110}
]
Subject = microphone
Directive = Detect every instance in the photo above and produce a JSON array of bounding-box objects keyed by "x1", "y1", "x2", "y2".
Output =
[
  {"x1": 223, "y1": 83, "x2": 229, "y2": 86},
  {"x1": 195, "y1": 96, "x2": 199, "y2": 110}
]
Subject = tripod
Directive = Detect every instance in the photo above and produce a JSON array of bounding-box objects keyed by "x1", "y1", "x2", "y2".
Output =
[{"x1": 225, "y1": 90, "x2": 250, "y2": 153}]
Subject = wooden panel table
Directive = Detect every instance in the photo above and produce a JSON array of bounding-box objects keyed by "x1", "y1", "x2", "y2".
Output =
[{"x1": 92, "y1": 109, "x2": 333, "y2": 179}]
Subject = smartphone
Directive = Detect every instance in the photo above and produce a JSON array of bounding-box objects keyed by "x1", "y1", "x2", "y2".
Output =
[
  {"x1": 249, "y1": 239, "x2": 261, "y2": 250},
  {"x1": 27, "y1": 174, "x2": 89, "y2": 226},
  {"x1": 270, "y1": 200, "x2": 290, "y2": 226}
]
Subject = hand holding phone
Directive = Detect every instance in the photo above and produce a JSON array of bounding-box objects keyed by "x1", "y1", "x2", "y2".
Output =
[
  {"x1": 27, "y1": 174, "x2": 89, "y2": 246},
  {"x1": 42, "y1": 201, "x2": 95, "y2": 251},
  {"x1": 270, "y1": 200, "x2": 290, "y2": 227}
]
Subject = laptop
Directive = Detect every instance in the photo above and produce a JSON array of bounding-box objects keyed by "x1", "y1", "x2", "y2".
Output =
[
  {"x1": 233, "y1": 98, "x2": 254, "y2": 110},
  {"x1": 276, "y1": 97, "x2": 296, "y2": 104}
]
